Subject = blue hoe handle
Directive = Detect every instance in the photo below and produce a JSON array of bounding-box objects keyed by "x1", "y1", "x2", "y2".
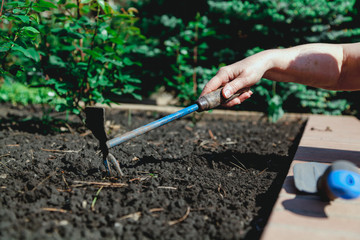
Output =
[
  {"x1": 106, "y1": 104, "x2": 199, "y2": 148},
  {"x1": 327, "y1": 170, "x2": 360, "y2": 200},
  {"x1": 106, "y1": 87, "x2": 250, "y2": 149}
]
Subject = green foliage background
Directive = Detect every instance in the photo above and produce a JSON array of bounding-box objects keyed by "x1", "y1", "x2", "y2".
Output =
[
  {"x1": 1, "y1": 0, "x2": 360, "y2": 121},
  {"x1": 127, "y1": 0, "x2": 360, "y2": 121}
]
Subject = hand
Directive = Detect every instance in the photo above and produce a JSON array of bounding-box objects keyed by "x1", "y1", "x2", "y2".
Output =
[{"x1": 201, "y1": 50, "x2": 272, "y2": 107}]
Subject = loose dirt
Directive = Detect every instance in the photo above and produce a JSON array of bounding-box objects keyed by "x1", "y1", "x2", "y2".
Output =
[{"x1": 0, "y1": 105, "x2": 304, "y2": 239}]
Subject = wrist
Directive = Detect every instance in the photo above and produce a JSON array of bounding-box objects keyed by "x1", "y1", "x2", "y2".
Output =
[{"x1": 262, "y1": 48, "x2": 287, "y2": 80}]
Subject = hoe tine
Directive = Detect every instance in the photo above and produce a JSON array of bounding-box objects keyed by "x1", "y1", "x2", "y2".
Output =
[
  {"x1": 107, "y1": 153, "x2": 124, "y2": 176},
  {"x1": 85, "y1": 107, "x2": 124, "y2": 176}
]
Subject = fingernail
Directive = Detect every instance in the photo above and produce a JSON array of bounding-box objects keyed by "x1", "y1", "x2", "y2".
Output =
[{"x1": 224, "y1": 89, "x2": 231, "y2": 98}]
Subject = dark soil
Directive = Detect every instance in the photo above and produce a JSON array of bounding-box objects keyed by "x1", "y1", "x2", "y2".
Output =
[{"x1": 0, "y1": 105, "x2": 305, "y2": 240}]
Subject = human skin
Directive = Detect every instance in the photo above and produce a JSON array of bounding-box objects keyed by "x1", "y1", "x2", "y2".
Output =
[{"x1": 201, "y1": 42, "x2": 360, "y2": 107}]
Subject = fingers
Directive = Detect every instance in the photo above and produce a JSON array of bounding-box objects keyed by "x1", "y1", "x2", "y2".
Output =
[
  {"x1": 201, "y1": 62, "x2": 259, "y2": 108},
  {"x1": 222, "y1": 89, "x2": 253, "y2": 108},
  {"x1": 200, "y1": 66, "x2": 235, "y2": 97},
  {"x1": 222, "y1": 75, "x2": 252, "y2": 99}
]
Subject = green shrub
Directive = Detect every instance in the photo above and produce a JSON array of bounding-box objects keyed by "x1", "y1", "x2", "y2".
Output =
[
  {"x1": 163, "y1": 13, "x2": 218, "y2": 104},
  {"x1": 1, "y1": 0, "x2": 145, "y2": 117}
]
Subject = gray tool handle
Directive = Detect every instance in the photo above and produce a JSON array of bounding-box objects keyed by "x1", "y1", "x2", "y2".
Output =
[{"x1": 196, "y1": 87, "x2": 250, "y2": 112}]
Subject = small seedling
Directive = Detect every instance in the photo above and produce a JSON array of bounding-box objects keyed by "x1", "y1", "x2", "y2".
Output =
[
  {"x1": 149, "y1": 173, "x2": 158, "y2": 178},
  {"x1": 91, "y1": 186, "x2": 104, "y2": 211}
]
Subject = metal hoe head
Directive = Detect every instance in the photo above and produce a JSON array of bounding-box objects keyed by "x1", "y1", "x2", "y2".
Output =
[{"x1": 85, "y1": 107, "x2": 123, "y2": 176}]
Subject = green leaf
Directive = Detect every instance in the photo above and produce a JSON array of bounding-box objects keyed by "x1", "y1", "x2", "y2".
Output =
[
  {"x1": 21, "y1": 26, "x2": 40, "y2": 35},
  {"x1": 0, "y1": 42, "x2": 11, "y2": 52},
  {"x1": 30, "y1": 14, "x2": 40, "y2": 24},
  {"x1": 65, "y1": 3, "x2": 78, "y2": 9},
  {"x1": 123, "y1": 57, "x2": 133, "y2": 66},
  {"x1": 12, "y1": 46, "x2": 40, "y2": 62},
  {"x1": 84, "y1": 49, "x2": 102, "y2": 58},
  {"x1": 72, "y1": 108, "x2": 80, "y2": 115},
  {"x1": 49, "y1": 55, "x2": 66, "y2": 68},
  {"x1": 132, "y1": 93, "x2": 142, "y2": 101},
  {"x1": 55, "y1": 103, "x2": 67, "y2": 112},
  {"x1": 13, "y1": 15, "x2": 30, "y2": 23},
  {"x1": 96, "y1": 0, "x2": 105, "y2": 11},
  {"x1": 51, "y1": 28, "x2": 67, "y2": 35},
  {"x1": 67, "y1": 31, "x2": 83, "y2": 39},
  {"x1": 61, "y1": 45, "x2": 76, "y2": 51},
  {"x1": 97, "y1": 56, "x2": 123, "y2": 66},
  {"x1": 38, "y1": 0, "x2": 57, "y2": 9},
  {"x1": 81, "y1": 0, "x2": 93, "y2": 4},
  {"x1": 25, "y1": 48, "x2": 40, "y2": 62}
]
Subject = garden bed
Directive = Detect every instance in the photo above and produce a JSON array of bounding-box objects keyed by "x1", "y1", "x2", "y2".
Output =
[{"x1": 0, "y1": 105, "x2": 305, "y2": 239}]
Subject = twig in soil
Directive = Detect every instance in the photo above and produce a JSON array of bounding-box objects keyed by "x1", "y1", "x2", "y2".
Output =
[
  {"x1": 217, "y1": 183, "x2": 226, "y2": 199},
  {"x1": 208, "y1": 129, "x2": 215, "y2": 140},
  {"x1": 257, "y1": 168, "x2": 268, "y2": 175},
  {"x1": 72, "y1": 180, "x2": 127, "y2": 188},
  {"x1": 147, "y1": 143, "x2": 162, "y2": 159},
  {"x1": 185, "y1": 126, "x2": 193, "y2": 131},
  {"x1": 79, "y1": 130, "x2": 92, "y2": 137},
  {"x1": 119, "y1": 212, "x2": 141, "y2": 221},
  {"x1": 0, "y1": 161, "x2": 9, "y2": 169},
  {"x1": 190, "y1": 207, "x2": 216, "y2": 212},
  {"x1": 129, "y1": 176, "x2": 151, "y2": 182},
  {"x1": 91, "y1": 186, "x2": 104, "y2": 211},
  {"x1": 168, "y1": 206, "x2": 191, "y2": 226},
  {"x1": 48, "y1": 155, "x2": 57, "y2": 160},
  {"x1": 0, "y1": 153, "x2": 10, "y2": 159},
  {"x1": 62, "y1": 172, "x2": 70, "y2": 190},
  {"x1": 29, "y1": 149, "x2": 34, "y2": 162},
  {"x1": 41, "y1": 208, "x2": 68, "y2": 213},
  {"x1": 5, "y1": 144, "x2": 19, "y2": 147},
  {"x1": 40, "y1": 148, "x2": 81, "y2": 153},
  {"x1": 31, "y1": 171, "x2": 57, "y2": 192},
  {"x1": 199, "y1": 140, "x2": 219, "y2": 150},
  {"x1": 119, "y1": 208, "x2": 164, "y2": 221},
  {"x1": 64, "y1": 122, "x2": 75, "y2": 134},
  {"x1": 229, "y1": 161, "x2": 246, "y2": 171},
  {"x1": 157, "y1": 186, "x2": 177, "y2": 190},
  {"x1": 231, "y1": 155, "x2": 247, "y2": 171},
  {"x1": 149, "y1": 208, "x2": 164, "y2": 213}
]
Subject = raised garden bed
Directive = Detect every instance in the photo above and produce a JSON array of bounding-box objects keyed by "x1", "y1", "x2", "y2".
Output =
[{"x1": 0, "y1": 105, "x2": 305, "y2": 239}]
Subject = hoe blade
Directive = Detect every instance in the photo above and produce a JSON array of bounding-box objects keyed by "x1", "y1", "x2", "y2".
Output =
[{"x1": 85, "y1": 107, "x2": 108, "y2": 144}]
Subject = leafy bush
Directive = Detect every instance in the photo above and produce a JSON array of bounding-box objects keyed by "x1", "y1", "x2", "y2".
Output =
[
  {"x1": 163, "y1": 13, "x2": 218, "y2": 104},
  {"x1": 1, "y1": 0, "x2": 145, "y2": 117}
]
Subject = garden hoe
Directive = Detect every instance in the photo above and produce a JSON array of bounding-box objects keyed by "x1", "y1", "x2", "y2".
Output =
[
  {"x1": 85, "y1": 87, "x2": 250, "y2": 176},
  {"x1": 293, "y1": 160, "x2": 360, "y2": 201}
]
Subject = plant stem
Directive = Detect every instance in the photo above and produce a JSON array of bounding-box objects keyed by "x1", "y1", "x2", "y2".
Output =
[
  {"x1": 0, "y1": 0, "x2": 4, "y2": 18},
  {"x1": 76, "y1": 0, "x2": 81, "y2": 19},
  {"x1": 81, "y1": 4, "x2": 100, "y2": 105},
  {"x1": 192, "y1": 20, "x2": 199, "y2": 96},
  {"x1": 272, "y1": 81, "x2": 276, "y2": 96}
]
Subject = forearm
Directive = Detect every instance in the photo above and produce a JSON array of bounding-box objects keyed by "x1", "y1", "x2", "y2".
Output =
[{"x1": 263, "y1": 43, "x2": 360, "y2": 90}]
